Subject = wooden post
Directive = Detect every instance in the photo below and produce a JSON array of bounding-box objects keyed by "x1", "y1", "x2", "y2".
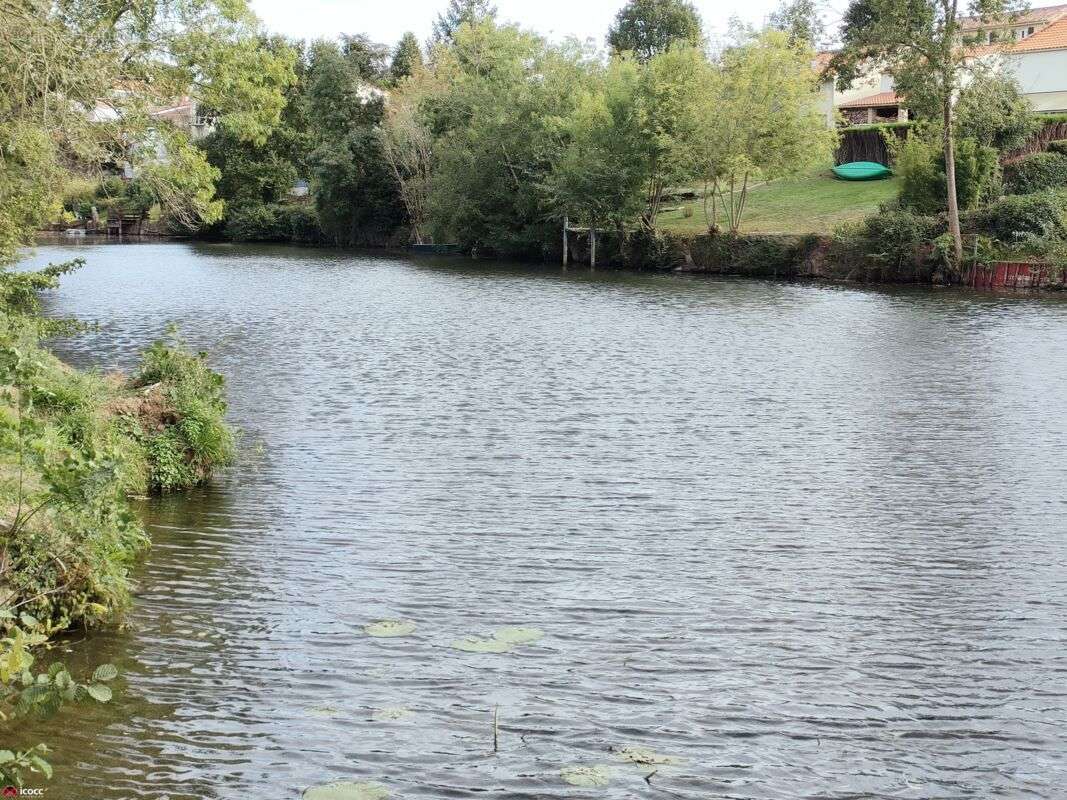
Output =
[
  {"x1": 590, "y1": 226, "x2": 596, "y2": 270},
  {"x1": 562, "y1": 214, "x2": 569, "y2": 267}
]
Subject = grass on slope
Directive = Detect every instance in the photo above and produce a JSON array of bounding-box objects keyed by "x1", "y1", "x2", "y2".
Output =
[{"x1": 659, "y1": 168, "x2": 901, "y2": 236}]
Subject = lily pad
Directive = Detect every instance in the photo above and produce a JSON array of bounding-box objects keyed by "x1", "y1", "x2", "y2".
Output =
[
  {"x1": 494, "y1": 626, "x2": 544, "y2": 645},
  {"x1": 364, "y1": 620, "x2": 416, "y2": 638},
  {"x1": 372, "y1": 706, "x2": 412, "y2": 721},
  {"x1": 616, "y1": 746, "x2": 684, "y2": 766},
  {"x1": 560, "y1": 765, "x2": 613, "y2": 788},
  {"x1": 303, "y1": 782, "x2": 389, "y2": 800},
  {"x1": 451, "y1": 636, "x2": 513, "y2": 653}
]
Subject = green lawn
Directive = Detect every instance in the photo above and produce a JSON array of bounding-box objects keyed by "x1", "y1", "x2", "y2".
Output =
[{"x1": 659, "y1": 168, "x2": 901, "y2": 236}]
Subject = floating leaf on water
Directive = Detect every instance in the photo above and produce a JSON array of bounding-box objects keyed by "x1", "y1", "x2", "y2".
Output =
[
  {"x1": 451, "y1": 636, "x2": 513, "y2": 654},
  {"x1": 303, "y1": 781, "x2": 389, "y2": 800},
  {"x1": 364, "y1": 620, "x2": 416, "y2": 638},
  {"x1": 560, "y1": 765, "x2": 612, "y2": 788},
  {"x1": 372, "y1": 706, "x2": 412, "y2": 721},
  {"x1": 85, "y1": 684, "x2": 112, "y2": 703},
  {"x1": 92, "y1": 664, "x2": 119, "y2": 683},
  {"x1": 308, "y1": 706, "x2": 340, "y2": 718},
  {"x1": 616, "y1": 746, "x2": 684, "y2": 766},
  {"x1": 493, "y1": 627, "x2": 544, "y2": 645}
]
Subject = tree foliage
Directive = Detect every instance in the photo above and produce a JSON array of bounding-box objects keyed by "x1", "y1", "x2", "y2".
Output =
[
  {"x1": 432, "y1": 0, "x2": 498, "y2": 43},
  {"x1": 607, "y1": 0, "x2": 704, "y2": 61},
  {"x1": 955, "y1": 65, "x2": 1038, "y2": 151},
  {"x1": 768, "y1": 0, "x2": 827, "y2": 46},
  {"x1": 391, "y1": 32, "x2": 425, "y2": 82},
  {"x1": 697, "y1": 31, "x2": 837, "y2": 233},
  {"x1": 305, "y1": 41, "x2": 406, "y2": 245}
]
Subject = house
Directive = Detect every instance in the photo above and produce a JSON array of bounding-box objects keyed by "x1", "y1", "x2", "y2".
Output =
[
  {"x1": 815, "y1": 53, "x2": 906, "y2": 127},
  {"x1": 150, "y1": 96, "x2": 217, "y2": 140},
  {"x1": 818, "y1": 2, "x2": 1067, "y2": 127}
]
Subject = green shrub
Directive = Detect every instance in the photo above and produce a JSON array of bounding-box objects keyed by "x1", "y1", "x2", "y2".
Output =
[
  {"x1": 225, "y1": 203, "x2": 284, "y2": 241},
  {"x1": 1048, "y1": 140, "x2": 1067, "y2": 156},
  {"x1": 281, "y1": 204, "x2": 323, "y2": 243},
  {"x1": 225, "y1": 202, "x2": 322, "y2": 243},
  {"x1": 1004, "y1": 152, "x2": 1067, "y2": 194},
  {"x1": 964, "y1": 192, "x2": 1067, "y2": 242},
  {"x1": 893, "y1": 130, "x2": 998, "y2": 213},
  {"x1": 623, "y1": 228, "x2": 688, "y2": 269},
  {"x1": 61, "y1": 178, "x2": 97, "y2": 218},
  {"x1": 861, "y1": 209, "x2": 945, "y2": 264},
  {"x1": 133, "y1": 333, "x2": 234, "y2": 491},
  {"x1": 689, "y1": 233, "x2": 802, "y2": 276},
  {"x1": 123, "y1": 179, "x2": 157, "y2": 217},
  {"x1": 94, "y1": 175, "x2": 125, "y2": 199}
]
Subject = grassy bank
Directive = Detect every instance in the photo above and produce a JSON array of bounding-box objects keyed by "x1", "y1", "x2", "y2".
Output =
[{"x1": 658, "y1": 169, "x2": 901, "y2": 235}]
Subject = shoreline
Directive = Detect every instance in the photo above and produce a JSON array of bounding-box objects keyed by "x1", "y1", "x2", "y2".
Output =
[{"x1": 38, "y1": 230, "x2": 1067, "y2": 293}]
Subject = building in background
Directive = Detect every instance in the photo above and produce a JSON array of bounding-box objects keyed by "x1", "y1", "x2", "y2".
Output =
[{"x1": 818, "y1": 2, "x2": 1067, "y2": 127}]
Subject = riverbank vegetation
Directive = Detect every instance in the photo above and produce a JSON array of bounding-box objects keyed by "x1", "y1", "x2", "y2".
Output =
[
  {"x1": 2, "y1": 0, "x2": 259, "y2": 786},
  {"x1": 187, "y1": 0, "x2": 836, "y2": 257},
  {"x1": 173, "y1": 0, "x2": 1065, "y2": 284}
]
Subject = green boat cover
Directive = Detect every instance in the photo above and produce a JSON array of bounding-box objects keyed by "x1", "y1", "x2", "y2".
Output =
[{"x1": 832, "y1": 161, "x2": 893, "y2": 181}]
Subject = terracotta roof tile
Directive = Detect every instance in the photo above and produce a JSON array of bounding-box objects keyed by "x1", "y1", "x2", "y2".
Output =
[
  {"x1": 961, "y1": 3, "x2": 1067, "y2": 30},
  {"x1": 838, "y1": 91, "x2": 902, "y2": 109},
  {"x1": 1013, "y1": 16, "x2": 1067, "y2": 50}
]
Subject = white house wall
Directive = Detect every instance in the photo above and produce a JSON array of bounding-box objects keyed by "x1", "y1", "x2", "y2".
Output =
[{"x1": 1006, "y1": 50, "x2": 1067, "y2": 111}]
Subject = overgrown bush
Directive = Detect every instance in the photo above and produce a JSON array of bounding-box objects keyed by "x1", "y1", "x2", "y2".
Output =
[
  {"x1": 963, "y1": 192, "x2": 1067, "y2": 242},
  {"x1": 225, "y1": 203, "x2": 284, "y2": 241},
  {"x1": 893, "y1": 129, "x2": 999, "y2": 213},
  {"x1": 1003, "y1": 152, "x2": 1067, "y2": 194},
  {"x1": 689, "y1": 233, "x2": 802, "y2": 276},
  {"x1": 132, "y1": 333, "x2": 235, "y2": 492},
  {"x1": 224, "y1": 202, "x2": 323, "y2": 243},
  {"x1": 828, "y1": 209, "x2": 946, "y2": 282},
  {"x1": 623, "y1": 228, "x2": 688, "y2": 269},
  {"x1": 1048, "y1": 140, "x2": 1067, "y2": 157}
]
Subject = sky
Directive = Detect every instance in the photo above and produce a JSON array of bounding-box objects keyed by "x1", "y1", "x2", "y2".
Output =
[{"x1": 248, "y1": 0, "x2": 850, "y2": 49}]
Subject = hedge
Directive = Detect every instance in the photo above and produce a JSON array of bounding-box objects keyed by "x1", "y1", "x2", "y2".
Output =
[{"x1": 1003, "y1": 152, "x2": 1067, "y2": 194}]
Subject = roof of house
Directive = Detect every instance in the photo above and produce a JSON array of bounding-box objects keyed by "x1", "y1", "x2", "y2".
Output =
[
  {"x1": 1013, "y1": 16, "x2": 1067, "y2": 50},
  {"x1": 838, "y1": 91, "x2": 902, "y2": 109},
  {"x1": 961, "y1": 3, "x2": 1067, "y2": 31}
]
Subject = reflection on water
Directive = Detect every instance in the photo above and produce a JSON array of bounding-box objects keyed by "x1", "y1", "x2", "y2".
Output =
[{"x1": 13, "y1": 241, "x2": 1067, "y2": 799}]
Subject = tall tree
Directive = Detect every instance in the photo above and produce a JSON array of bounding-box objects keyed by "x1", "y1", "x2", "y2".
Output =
[
  {"x1": 768, "y1": 0, "x2": 827, "y2": 46},
  {"x1": 697, "y1": 30, "x2": 837, "y2": 233},
  {"x1": 832, "y1": 0, "x2": 1024, "y2": 268},
  {"x1": 305, "y1": 41, "x2": 406, "y2": 245},
  {"x1": 391, "y1": 32, "x2": 424, "y2": 81},
  {"x1": 432, "y1": 0, "x2": 498, "y2": 43},
  {"x1": 607, "y1": 0, "x2": 703, "y2": 62},
  {"x1": 544, "y1": 58, "x2": 650, "y2": 237}
]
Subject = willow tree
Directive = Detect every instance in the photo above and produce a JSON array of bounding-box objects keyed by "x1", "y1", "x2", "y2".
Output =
[
  {"x1": 833, "y1": 0, "x2": 1025, "y2": 266},
  {"x1": 0, "y1": 0, "x2": 295, "y2": 244},
  {"x1": 697, "y1": 30, "x2": 836, "y2": 234}
]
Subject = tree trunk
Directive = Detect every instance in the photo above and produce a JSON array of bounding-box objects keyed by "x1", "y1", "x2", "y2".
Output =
[
  {"x1": 562, "y1": 214, "x2": 569, "y2": 267},
  {"x1": 943, "y1": 98, "x2": 963, "y2": 270}
]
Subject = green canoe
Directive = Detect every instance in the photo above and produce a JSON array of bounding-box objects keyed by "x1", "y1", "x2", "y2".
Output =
[{"x1": 832, "y1": 161, "x2": 893, "y2": 181}]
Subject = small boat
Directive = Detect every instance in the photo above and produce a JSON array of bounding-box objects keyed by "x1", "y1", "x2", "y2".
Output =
[{"x1": 832, "y1": 161, "x2": 893, "y2": 181}]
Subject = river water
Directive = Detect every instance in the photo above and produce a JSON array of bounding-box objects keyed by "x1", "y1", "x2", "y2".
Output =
[{"x1": 13, "y1": 240, "x2": 1067, "y2": 799}]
